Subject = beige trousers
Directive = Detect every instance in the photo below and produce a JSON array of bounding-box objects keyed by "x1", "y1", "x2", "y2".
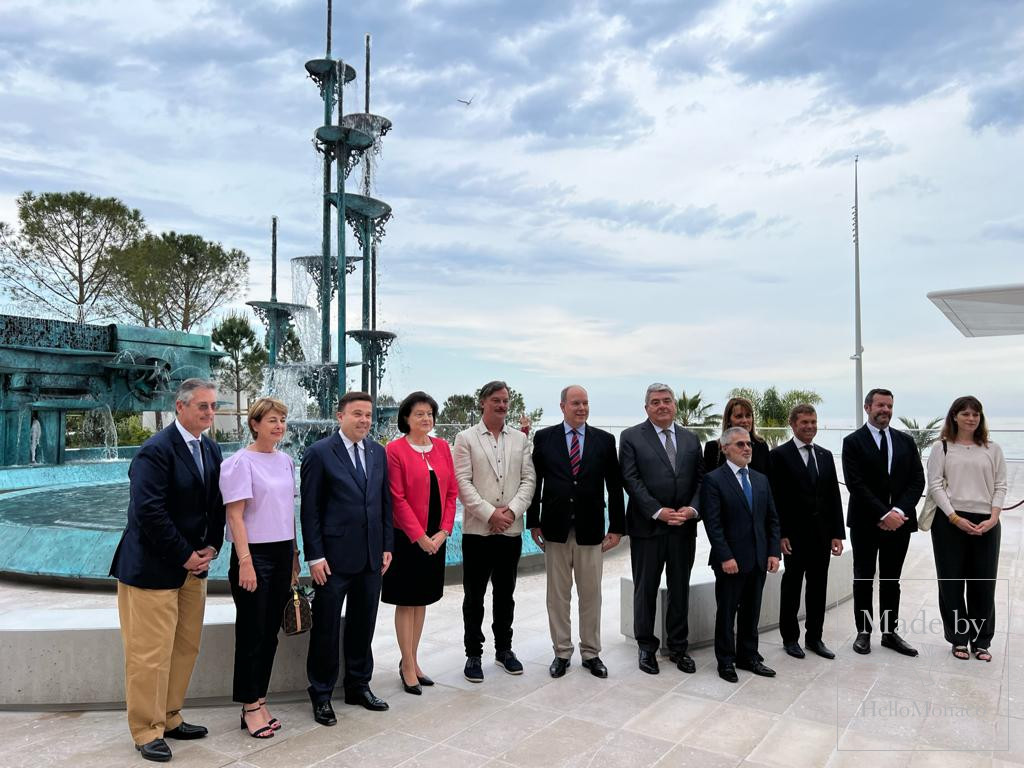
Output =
[
  {"x1": 117, "y1": 575, "x2": 206, "y2": 745},
  {"x1": 545, "y1": 534, "x2": 603, "y2": 660}
]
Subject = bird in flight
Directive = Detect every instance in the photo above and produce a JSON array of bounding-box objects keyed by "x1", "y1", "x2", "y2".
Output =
[{"x1": 457, "y1": 95, "x2": 475, "y2": 106}]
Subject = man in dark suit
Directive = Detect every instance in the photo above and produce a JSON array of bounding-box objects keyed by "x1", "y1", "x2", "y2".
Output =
[
  {"x1": 842, "y1": 388, "x2": 925, "y2": 657},
  {"x1": 619, "y1": 383, "x2": 704, "y2": 675},
  {"x1": 110, "y1": 379, "x2": 225, "y2": 763},
  {"x1": 528, "y1": 385, "x2": 625, "y2": 679},
  {"x1": 768, "y1": 404, "x2": 845, "y2": 660},
  {"x1": 301, "y1": 391, "x2": 394, "y2": 725},
  {"x1": 701, "y1": 427, "x2": 781, "y2": 682}
]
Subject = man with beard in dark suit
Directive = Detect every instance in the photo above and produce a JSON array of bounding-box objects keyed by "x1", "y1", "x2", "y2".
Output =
[
  {"x1": 769, "y1": 404, "x2": 845, "y2": 660},
  {"x1": 619, "y1": 383, "x2": 704, "y2": 675},
  {"x1": 842, "y1": 388, "x2": 925, "y2": 657}
]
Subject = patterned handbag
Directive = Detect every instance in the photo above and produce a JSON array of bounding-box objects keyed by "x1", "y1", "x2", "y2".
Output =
[{"x1": 282, "y1": 585, "x2": 313, "y2": 635}]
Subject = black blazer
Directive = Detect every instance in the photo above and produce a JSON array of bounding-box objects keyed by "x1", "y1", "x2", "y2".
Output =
[
  {"x1": 619, "y1": 421, "x2": 704, "y2": 539},
  {"x1": 841, "y1": 425, "x2": 925, "y2": 531},
  {"x1": 527, "y1": 424, "x2": 625, "y2": 546},
  {"x1": 700, "y1": 463, "x2": 781, "y2": 573},
  {"x1": 300, "y1": 431, "x2": 394, "y2": 574},
  {"x1": 768, "y1": 440, "x2": 845, "y2": 543},
  {"x1": 109, "y1": 423, "x2": 225, "y2": 589},
  {"x1": 704, "y1": 438, "x2": 769, "y2": 475}
]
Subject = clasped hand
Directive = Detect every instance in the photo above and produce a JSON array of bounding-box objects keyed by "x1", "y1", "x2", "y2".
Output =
[
  {"x1": 183, "y1": 547, "x2": 214, "y2": 577},
  {"x1": 660, "y1": 507, "x2": 695, "y2": 525},
  {"x1": 488, "y1": 506, "x2": 514, "y2": 533}
]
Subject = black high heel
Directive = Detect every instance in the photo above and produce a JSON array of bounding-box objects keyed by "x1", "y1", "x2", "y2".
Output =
[
  {"x1": 240, "y1": 706, "x2": 275, "y2": 738},
  {"x1": 399, "y1": 662, "x2": 422, "y2": 695}
]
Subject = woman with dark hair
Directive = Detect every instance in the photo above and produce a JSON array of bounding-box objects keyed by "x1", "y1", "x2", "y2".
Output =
[
  {"x1": 704, "y1": 396, "x2": 770, "y2": 473},
  {"x1": 220, "y1": 397, "x2": 299, "y2": 738},
  {"x1": 927, "y1": 395, "x2": 1006, "y2": 662},
  {"x1": 382, "y1": 391, "x2": 458, "y2": 694}
]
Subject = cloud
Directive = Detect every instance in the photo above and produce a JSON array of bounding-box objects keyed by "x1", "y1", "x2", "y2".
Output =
[
  {"x1": 980, "y1": 216, "x2": 1024, "y2": 242},
  {"x1": 559, "y1": 198, "x2": 760, "y2": 237},
  {"x1": 816, "y1": 129, "x2": 903, "y2": 167},
  {"x1": 876, "y1": 174, "x2": 939, "y2": 198},
  {"x1": 968, "y1": 76, "x2": 1024, "y2": 132}
]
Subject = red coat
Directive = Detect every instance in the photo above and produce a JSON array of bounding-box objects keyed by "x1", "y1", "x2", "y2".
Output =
[{"x1": 386, "y1": 436, "x2": 458, "y2": 543}]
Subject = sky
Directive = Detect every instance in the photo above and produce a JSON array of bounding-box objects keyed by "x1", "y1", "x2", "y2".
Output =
[{"x1": 1, "y1": 0, "x2": 1023, "y2": 427}]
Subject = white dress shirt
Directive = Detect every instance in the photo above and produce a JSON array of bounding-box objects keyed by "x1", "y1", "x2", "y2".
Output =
[{"x1": 791, "y1": 436, "x2": 818, "y2": 472}]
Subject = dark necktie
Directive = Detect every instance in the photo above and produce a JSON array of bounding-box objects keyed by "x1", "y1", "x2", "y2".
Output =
[
  {"x1": 353, "y1": 442, "x2": 367, "y2": 487},
  {"x1": 569, "y1": 429, "x2": 581, "y2": 476},
  {"x1": 663, "y1": 428, "x2": 677, "y2": 467},
  {"x1": 739, "y1": 467, "x2": 753, "y2": 508},
  {"x1": 189, "y1": 439, "x2": 204, "y2": 479},
  {"x1": 804, "y1": 444, "x2": 818, "y2": 484},
  {"x1": 879, "y1": 429, "x2": 889, "y2": 474}
]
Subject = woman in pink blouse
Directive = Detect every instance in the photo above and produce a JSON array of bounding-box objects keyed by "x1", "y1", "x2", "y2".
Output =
[
  {"x1": 381, "y1": 391, "x2": 458, "y2": 695},
  {"x1": 220, "y1": 397, "x2": 299, "y2": 738}
]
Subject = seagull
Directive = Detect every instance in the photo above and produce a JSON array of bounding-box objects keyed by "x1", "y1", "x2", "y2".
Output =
[{"x1": 456, "y1": 95, "x2": 475, "y2": 106}]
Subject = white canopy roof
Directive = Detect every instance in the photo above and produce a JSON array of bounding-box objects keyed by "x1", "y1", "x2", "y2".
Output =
[{"x1": 928, "y1": 283, "x2": 1024, "y2": 337}]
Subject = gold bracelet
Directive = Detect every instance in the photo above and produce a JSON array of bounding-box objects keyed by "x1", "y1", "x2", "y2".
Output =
[
  {"x1": 949, "y1": 514, "x2": 960, "y2": 524},
  {"x1": 239, "y1": 553, "x2": 252, "y2": 563}
]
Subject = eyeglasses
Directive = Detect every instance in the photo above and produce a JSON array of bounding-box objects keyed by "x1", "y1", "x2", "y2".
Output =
[
  {"x1": 730, "y1": 440, "x2": 752, "y2": 448},
  {"x1": 194, "y1": 403, "x2": 218, "y2": 412}
]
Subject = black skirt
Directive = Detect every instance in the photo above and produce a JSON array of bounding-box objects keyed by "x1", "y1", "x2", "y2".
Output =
[{"x1": 382, "y1": 469, "x2": 446, "y2": 606}]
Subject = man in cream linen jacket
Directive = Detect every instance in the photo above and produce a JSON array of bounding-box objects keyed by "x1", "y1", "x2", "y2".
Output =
[{"x1": 453, "y1": 380, "x2": 537, "y2": 684}]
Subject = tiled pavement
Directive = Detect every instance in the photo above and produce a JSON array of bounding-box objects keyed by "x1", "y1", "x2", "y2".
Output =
[{"x1": 1, "y1": 463, "x2": 1022, "y2": 768}]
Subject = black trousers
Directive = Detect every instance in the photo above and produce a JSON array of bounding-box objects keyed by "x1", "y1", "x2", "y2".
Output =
[
  {"x1": 930, "y1": 510, "x2": 1001, "y2": 649},
  {"x1": 462, "y1": 533, "x2": 522, "y2": 657},
  {"x1": 630, "y1": 533, "x2": 697, "y2": 654},
  {"x1": 306, "y1": 565, "x2": 381, "y2": 703},
  {"x1": 779, "y1": 535, "x2": 833, "y2": 644},
  {"x1": 715, "y1": 568, "x2": 766, "y2": 668},
  {"x1": 229, "y1": 541, "x2": 294, "y2": 703},
  {"x1": 850, "y1": 524, "x2": 911, "y2": 633}
]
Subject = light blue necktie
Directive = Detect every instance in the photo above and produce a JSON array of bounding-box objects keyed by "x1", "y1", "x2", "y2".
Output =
[
  {"x1": 189, "y1": 439, "x2": 204, "y2": 477},
  {"x1": 739, "y1": 467, "x2": 753, "y2": 509}
]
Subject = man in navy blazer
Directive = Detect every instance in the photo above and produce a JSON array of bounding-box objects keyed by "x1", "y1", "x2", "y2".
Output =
[
  {"x1": 842, "y1": 388, "x2": 925, "y2": 657},
  {"x1": 301, "y1": 391, "x2": 394, "y2": 725},
  {"x1": 701, "y1": 427, "x2": 781, "y2": 683},
  {"x1": 109, "y1": 378, "x2": 225, "y2": 762}
]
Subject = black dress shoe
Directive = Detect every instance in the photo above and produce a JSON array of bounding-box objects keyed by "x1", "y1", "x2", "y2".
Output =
[
  {"x1": 549, "y1": 657, "x2": 570, "y2": 678},
  {"x1": 881, "y1": 632, "x2": 919, "y2": 657},
  {"x1": 669, "y1": 652, "x2": 696, "y2": 674},
  {"x1": 581, "y1": 657, "x2": 608, "y2": 678},
  {"x1": 417, "y1": 674, "x2": 435, "y2": 686},
  {"x1": 784, "y1": 642, "x2": 805, "y2": 659},
  {"x1": 638, "y1": 649, "x2": 659, "y2": 675},
  {"x1": 805, "y1": 639, "x2": 836, "y2": 659},
  {"x1": 852, "y1": 632, "x2": 871, "y2": 654},
  {"x1": 344, "y1": 688, "x2": 389, "y2": 711},
  {"x1": 737, "y1": 660, "x2": 776, "y2": 677},
  {"x1": 163, "y1": 722, "x2": 207, "y2": 740},
  {"x1": 136, "y1": 738, "x2": 172, "y2": 762},
  {"x1": 312, "y1": 700, "x2": 337, "y2": 726},
  {"x1": 718, "y1": 665, "x2": 739, "y2": 683}
]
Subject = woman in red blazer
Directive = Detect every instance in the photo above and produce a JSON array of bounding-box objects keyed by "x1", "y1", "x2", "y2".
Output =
[{"x1": 382, "y1": 391, "x2": 458, "y2": 695}]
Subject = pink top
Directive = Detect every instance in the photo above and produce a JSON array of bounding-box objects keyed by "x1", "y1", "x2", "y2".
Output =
[{"x1": 219, "y1": 449, "x2": 297, "y2": 544}]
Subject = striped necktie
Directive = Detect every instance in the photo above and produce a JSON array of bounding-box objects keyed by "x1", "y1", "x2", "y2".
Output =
[{"x1": 569, "y1": 429, "x2": 581, "y2": 476}]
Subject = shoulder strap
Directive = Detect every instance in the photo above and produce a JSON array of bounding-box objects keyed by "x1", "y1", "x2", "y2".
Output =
[{"x1": 942, "y1": 439, "x2": 948, "y2": 454}]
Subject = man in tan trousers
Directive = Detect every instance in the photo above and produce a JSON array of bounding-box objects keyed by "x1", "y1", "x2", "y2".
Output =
[
  {"x1": 109, "y1": 379, "x2": 225, "y2": 762},
  {"x1": 528, "y1": 385, "x2": 625, "y2": 678}
]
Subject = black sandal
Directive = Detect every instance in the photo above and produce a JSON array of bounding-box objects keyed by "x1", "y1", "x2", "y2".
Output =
[
  {"x1": 240, "y1": 706, "x2": 275, "y2": 739},
  {"x1": 974, "y1": 648, "x2": 992, "y2": 662},
  {"x1": 259, "y1": 699, "x2": 281, "y2": 730},
  {"x1": 952, "y1": 645, "x2": 969, "y2": 660}
]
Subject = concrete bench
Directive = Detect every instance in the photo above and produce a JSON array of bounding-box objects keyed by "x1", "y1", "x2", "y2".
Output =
[
  {"x1": 0, "y1": 603, "x2": 316, "y2": 709},
  {"x1": 620, "y1": 547, "x2": 854, "y2": 649}
]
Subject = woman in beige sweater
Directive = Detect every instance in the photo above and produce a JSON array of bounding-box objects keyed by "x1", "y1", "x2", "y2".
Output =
[{"x1": 927, "y1": 395, "x2": 1007, "y2": 662}]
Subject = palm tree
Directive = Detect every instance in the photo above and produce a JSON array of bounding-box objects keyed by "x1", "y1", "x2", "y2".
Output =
[
  {"x1": 728, "y1": 386, "x2": 824, "y2": 447},
  {"x1": 898, "y1": 416, "x2": 943, "y2": 456},
  {"x1": 674, "y1": 390, "x2": 721, "y2": 441}
]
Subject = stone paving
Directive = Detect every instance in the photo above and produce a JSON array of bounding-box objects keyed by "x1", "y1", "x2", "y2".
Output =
[{"x1": 1, "y1": 463, "x2": 1022, "y2": 768}]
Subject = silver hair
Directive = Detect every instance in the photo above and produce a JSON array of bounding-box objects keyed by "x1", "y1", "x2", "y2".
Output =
[
  {"x1": 559, "y1": 384, "x2": 587, "y2": 404},
  {"x1": 175, "y1": 378, "x2": 217, "y2": 405},
  {"x1": 645, "y1": 382, "x2": 675, "y2": 404},
  {"x1": 720, "y1": 426, "x2": 750, "y2": 447}
]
